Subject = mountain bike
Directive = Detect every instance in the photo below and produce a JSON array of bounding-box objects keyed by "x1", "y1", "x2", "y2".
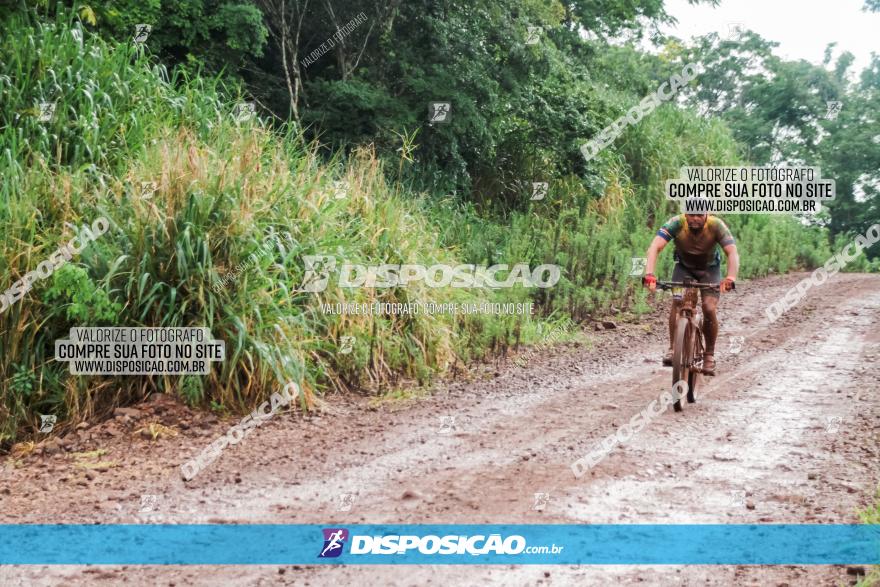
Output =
[{"x1": 656, "y1": 280, "x2": 733, "y2": 412}]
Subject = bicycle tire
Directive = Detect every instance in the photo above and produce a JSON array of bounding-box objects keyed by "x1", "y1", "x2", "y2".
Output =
[
  {"x1": 687, "y1": 316, "x2": 702, "y2": 403},
  {"x1": 687, "y1": 367, "x2": 698, "y2": 403},
  {"x1": 671, "y1": 316, "x2": 690, "y2": 412}
]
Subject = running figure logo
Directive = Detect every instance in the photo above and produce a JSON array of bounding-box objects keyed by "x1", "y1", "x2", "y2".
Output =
[
  {"x1": 530, "y1": 181, "x2": 549, "y2": 201},
  {"x1": 629, "y1": 257, "x2": 647, "y2": 276},
  {"x1": 299, "y1": 255, "x2": 337, "y2": 292},
  {"x1": 428, "y1": 102, "x2": 451, "y2": 123},
  {"x1": 825, "y1": 101, "x2": 842, "y2": 120},
  {"x1": 38, "y1": 414, "x2": 57, "y2": 433},
  {"x1": 38, "y1": 102, "x2": 56, "y2": 122},
  {"x1": 318, "y1": 528, "x2": 349, "y2": 558},
  {"x1": 727, "y1": 336, "x2": 745, "y2": 355},
  {"x1": 133, "y1": 24, "x2": 152, "y2": 44},
  {"x1": 525, "y1": 26, "x2": 542, "y2": 45}
]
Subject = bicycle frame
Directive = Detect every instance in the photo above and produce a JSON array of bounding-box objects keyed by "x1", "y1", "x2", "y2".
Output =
[
  {"x1": 677, "y1": 288, "x2": 705, "y2": 373},
  {"x1": 652, "y1": 279, "x2": 733, "y2": 410},
  {"x1": 657, "y1": 281, "x2": 710, "y2": 373}
]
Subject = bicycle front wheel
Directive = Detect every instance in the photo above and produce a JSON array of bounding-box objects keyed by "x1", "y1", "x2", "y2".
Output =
[{"x1": 671, "y1": 316, "x2": 691, "y2": 412}]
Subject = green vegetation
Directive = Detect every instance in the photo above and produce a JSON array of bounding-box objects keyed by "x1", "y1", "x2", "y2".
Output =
[
  {"x1": 0, "y1": 16, "x2": 541, "y2": 442},
  {"x1": 0, "y1": 2, "x2": 877, "y2": 443}
]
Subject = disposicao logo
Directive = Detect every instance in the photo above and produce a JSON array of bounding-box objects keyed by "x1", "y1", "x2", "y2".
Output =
[
  {"x1": 317, "y1": 529, "x2": 562, "y2": 558},
  {"x1": 349, "y1": 534, "x2": 528, "y2": 555},
  {"x1": 318, "y1": 528, "x2": 349, "y2": 558},
  {"x1": 298, "y1": 255, "x2": 562, "y2": 293}
]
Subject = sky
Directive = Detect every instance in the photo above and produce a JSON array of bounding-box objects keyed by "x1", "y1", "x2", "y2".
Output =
[{"x1": 659, "y1": 0, "x2": 880, "y2": 74}]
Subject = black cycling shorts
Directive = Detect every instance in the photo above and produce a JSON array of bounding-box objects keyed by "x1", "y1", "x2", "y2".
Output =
[{"x1": 670, "y1": 263, "x2": 721, "y2": 300}]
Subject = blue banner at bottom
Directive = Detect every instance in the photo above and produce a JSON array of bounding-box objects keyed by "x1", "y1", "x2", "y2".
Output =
[{"x1": 0, "y1": 524, "x2": 878, "y2": 565}]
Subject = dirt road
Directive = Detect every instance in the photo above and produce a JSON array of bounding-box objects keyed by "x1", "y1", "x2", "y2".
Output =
[{"x1": 2, "y1": 272, "x2": 879, "y2": 586}]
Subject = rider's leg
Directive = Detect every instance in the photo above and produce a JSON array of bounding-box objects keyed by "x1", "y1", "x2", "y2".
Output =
[
  {"x1": 701, "y1": 291, "x2": 719, "y2": 375},
  {"x1": 701, "y1": 295, "x2": 718, "y2": 354},
  {"x1": 696, "y1": 263, "x2": 722, "y2": 374}
]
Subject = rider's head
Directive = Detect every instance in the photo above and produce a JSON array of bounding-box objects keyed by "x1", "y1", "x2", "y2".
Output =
[{"x1": 684, "y1": 212, "x2": 708, "y2": 231}]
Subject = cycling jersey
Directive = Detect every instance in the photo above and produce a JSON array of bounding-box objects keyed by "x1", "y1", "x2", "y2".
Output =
[{"x1": 656, "y1": 215, "x2": 735, "y2": 269}]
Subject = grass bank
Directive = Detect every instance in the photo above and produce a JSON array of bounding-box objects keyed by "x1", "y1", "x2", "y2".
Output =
[{"x1": 0, "y1": 14, "x2": 860, "y2": 444}]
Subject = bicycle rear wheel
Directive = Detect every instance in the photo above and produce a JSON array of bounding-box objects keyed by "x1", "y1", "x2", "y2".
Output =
[{"x1": 671, "y1": 317, "x2": 690, "y2": 412}]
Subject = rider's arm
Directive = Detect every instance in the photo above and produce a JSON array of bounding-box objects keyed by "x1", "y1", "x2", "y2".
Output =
[
  {"x1": 722, "y1": 243, "x2": 739, "y2": 281},
  {"x1": 645, "y1": 216, "x2": 681, "y2": 290},
  {"x1": 711, "y1": 217, "x2": 738, "y2": 286},
  {"x1": 645, "y1": 235, "x2": 668, "y2": 275}
]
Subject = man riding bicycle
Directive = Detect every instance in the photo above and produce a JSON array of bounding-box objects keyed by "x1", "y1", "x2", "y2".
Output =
[{"x1": 642, "y1": 213, "x2": 739, "y2": 375}]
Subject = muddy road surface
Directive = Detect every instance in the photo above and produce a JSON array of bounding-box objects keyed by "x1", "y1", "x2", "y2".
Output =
[{"x1": 2, "y1": 272, "x2": 879, "y2": 586}]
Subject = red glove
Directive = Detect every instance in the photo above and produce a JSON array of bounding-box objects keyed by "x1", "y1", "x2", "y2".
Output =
[
  {"x1": 642, "y1": 273, "x2": 657, "y2": 291},
  {"x1": 720, "y1": 277, "x2": 735, "y2": 293}
]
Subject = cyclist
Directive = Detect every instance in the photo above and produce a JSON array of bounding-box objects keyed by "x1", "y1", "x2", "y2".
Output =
[{"x1": 642, "y1": 213, "x2": 738, "y2": 375}]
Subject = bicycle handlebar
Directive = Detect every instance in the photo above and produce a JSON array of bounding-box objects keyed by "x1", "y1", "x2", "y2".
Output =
[{"x1": 655, "y1": 280, "x2": 735, "y2": 291}]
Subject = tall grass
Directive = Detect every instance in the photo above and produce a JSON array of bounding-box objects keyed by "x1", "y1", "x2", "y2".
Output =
[
  {"x1": 0, "y1": 15, "x2": 533, "y2": 443},
  {"x1": 0, "y1": 13, "x2": 854, "y2": 444}
]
